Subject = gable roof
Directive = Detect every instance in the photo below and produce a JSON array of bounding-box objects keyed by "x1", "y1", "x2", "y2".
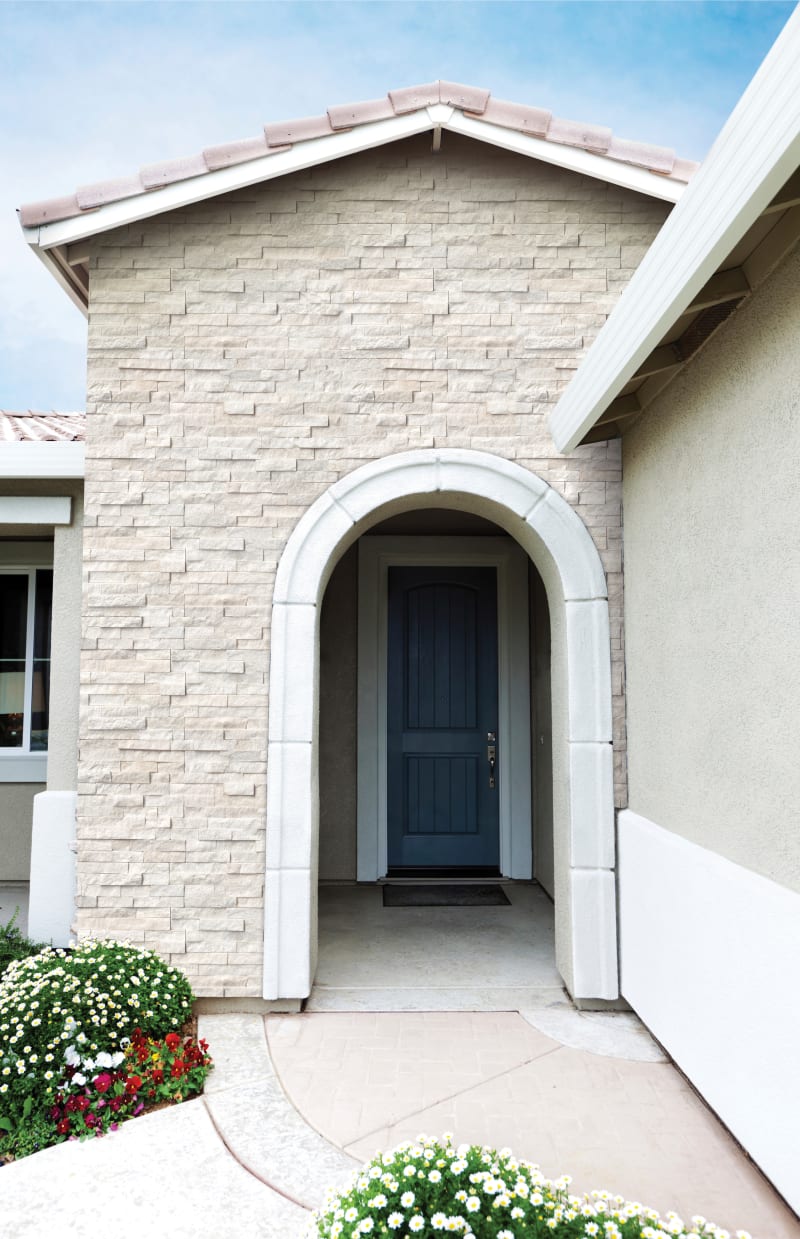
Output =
[
  {"x1": 549, "y1": 11, "x2": 800, "y2": 452},
  {"x1": 19, "y1": 80, "x2": 698, "y2": 315}
]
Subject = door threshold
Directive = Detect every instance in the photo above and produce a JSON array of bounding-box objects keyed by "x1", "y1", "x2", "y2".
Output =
[{"x1": 384, "y1": 867, "x2": 504, "y2": 884}]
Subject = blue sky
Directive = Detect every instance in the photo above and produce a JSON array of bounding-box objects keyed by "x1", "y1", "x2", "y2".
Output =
[{"x1": 0, "y1": 0, "x2": 794, "y2": 411}]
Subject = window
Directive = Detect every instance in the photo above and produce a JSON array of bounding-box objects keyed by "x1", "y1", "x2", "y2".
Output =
[{"x1": 0, "y1": 569, "x2": 53, "y2": 754}]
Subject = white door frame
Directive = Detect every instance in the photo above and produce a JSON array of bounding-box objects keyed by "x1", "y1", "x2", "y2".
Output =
[{"x1": 356, "y1": 536, "x2": 532, "y2": 882}]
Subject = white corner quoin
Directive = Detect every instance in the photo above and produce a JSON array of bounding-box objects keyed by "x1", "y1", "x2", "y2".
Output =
[{"x1": 264, "y1": 449, "x2": 616, "y2": 1002}]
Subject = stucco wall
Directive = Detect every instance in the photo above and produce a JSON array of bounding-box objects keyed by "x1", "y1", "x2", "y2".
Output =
[
  {"x1": 622, "y1": 242, "x2": 800, "y2": 891},
  {"x1": 80, "y1": 133, "x2": 668, "y2": 994},
  {"x1": 0, "y1": 784, "x2": 41, "y2": 879}
]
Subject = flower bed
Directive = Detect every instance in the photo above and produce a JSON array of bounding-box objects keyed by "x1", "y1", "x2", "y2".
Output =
[
  {"x1": 310, "y1": 1134, "x2": 750, "y2": 1239},
  {"x1": 0, "y1": 939, "x2": 212, "y2": 1161}
]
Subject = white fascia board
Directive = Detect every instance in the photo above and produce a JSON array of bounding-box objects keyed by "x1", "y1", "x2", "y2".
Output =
[
  {"x1": 549, "y1": 8, "x2": 800, "y2": 453},
  {"x1": 447, "y1": 111, "x2": 685, "y2": 204},
  {"x1": 0, "y1": 443, "x2": 85, "y2": 480},
  {"x1": 0, "y1": 496, "x2": 72, "y2": 524},
  {"x1": 26, "y1": 111, "x2": 436, "y2": 253}
]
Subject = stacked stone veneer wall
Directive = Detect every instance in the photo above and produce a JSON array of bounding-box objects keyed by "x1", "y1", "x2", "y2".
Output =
[{"x1": 80, "y1": 133, "x2": 668, "y2": 995}]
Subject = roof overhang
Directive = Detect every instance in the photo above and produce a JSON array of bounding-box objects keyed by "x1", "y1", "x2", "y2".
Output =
[
  {"x1": 22, "y1": 103, "x2": 686, "y2": 318},
  {"x1": 0, "y1": 442, "x2": 85, "y2": 479},
  {"x1": 549, "y1": 8, "x2": 800, "y2": 453}
]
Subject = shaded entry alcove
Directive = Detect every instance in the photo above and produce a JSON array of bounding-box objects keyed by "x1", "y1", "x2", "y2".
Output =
[{"x1": 318, "y1": 509, "x2": 555, "y2": 894}]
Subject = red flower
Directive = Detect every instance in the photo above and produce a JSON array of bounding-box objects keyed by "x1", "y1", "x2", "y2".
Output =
[
  {"x1": 49, "y1": 1105, "x2": 61, "y2": 1121},
  {"x1": 125, "y1": 1075, "x2": 142, "y2": 1095},
  {"x1": 151, "y1": 1068, "x2": 164, "y2": 1085},
  {"x1": 65, "y1": 1096, "x2": 78, "y2": 1113},
  {"x1": 76, "y1": 1096, "x2": 90, "y2": 1112},
  {"x1": 84, "y1": 1112, "x2": 97, "y2": 1128},
  {"x1": 109, "y1": 1097, "x2": 122, "y2": 1113},
  {"x1": 56, "y1": 1119, "x2": 70, "y2": 1135},
  {"x1": 170, "y1": 1060, "x2": 185, "y2": 1079},
  {"x1": 93, "y1": 1072, "x2": 113, "y2": 1094},
  {"x1": 165, "y1": 1033, "x2": 182, "y2": 1052}
]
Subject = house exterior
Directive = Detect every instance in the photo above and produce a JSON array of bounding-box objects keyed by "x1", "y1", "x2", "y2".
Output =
[{"x1": 3, "y1": 10, "x2": 799, "y2": 1215}]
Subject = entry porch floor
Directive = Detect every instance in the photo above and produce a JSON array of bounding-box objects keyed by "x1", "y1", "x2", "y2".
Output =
[{"x1": 310, "y1": 880, "x2": 566, "y2": 1012}]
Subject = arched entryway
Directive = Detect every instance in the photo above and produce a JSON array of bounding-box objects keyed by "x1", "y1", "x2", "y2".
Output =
[{"x1": 264, "y1": 449, "x2": 616, "y2": 1001}]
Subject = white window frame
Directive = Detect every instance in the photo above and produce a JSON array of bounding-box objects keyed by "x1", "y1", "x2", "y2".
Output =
[{"x1": 0, "y1": 552, "x2": 53, "y2": 782}]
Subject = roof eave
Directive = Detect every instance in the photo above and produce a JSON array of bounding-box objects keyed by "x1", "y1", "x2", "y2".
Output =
[
  {"x1": 549, "y1": 8, "x2": 800, "y2": 454},
  {"x1": 0, "y1": 442, "x2": 86, "y2": 479},
  {"x1": 24, "y1": 103, "x2": 686, "y2": 313}
]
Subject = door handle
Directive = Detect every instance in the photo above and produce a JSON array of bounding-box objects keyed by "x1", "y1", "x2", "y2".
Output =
[{"x1": 487, "y1": 731, "x2": 497, "y2": 789}]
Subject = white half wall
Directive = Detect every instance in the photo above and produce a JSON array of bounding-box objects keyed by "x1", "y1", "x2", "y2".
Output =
[
  {"x1": 28, "y1": 791, "x2": 77, "y2": 947},
  {"x1": 618, "y1": 809, "x2": 800, "y2": 1214}
]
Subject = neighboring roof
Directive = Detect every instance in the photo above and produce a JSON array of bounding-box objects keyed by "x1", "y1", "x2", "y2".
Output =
[
  {"x1": 549, "y1": 9, "x2": 800, "y2": 453},
  {"x1": 0, "y1": 411, "x2": 86, "y2": 443},
  {"x1": 20, "y1": 80, "x2": 697, "y2": 315}
]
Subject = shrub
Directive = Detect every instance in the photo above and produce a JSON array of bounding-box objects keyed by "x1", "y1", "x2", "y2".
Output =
[
  {"x1": 0, "y1": 939, "x2": 193, "y2": 1128},
  {"x1": 310, "y1": 1134, "x2": 747, "y2": 1239},
  {"x1": 0, "y1": 909, "x2": 46, "y2": 979}
]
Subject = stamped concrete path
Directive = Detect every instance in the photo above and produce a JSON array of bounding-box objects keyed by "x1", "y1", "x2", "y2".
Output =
[{"x1": 0, "y1": 1010, "x2": 797, "y2": 1238}]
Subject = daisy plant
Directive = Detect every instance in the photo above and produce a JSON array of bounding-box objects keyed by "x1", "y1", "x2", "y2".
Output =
[
  {"x1": 309, "y1": 1134, "x2": 752, "y2": 1239},
  {"x1": 0, "y1": 939, "x2": 196, "y2": 1159}
]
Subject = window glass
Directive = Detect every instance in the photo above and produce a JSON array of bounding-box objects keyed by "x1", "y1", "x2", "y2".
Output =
[
  {"x1": 31, "y1": 569, "x2": 53, "y2": 751},
  {"x1": 0, "y1": 575, "x2": 28, "y2": 748}
]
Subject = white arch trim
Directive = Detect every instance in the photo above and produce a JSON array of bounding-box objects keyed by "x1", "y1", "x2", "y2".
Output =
[{"x1": 264, "y1": 449, "x2": 618, "y2": 1001}]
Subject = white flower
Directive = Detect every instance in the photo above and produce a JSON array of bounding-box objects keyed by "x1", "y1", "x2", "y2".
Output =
[
  {"x1": 358, "y1": 1220, "x2": 374, "y2": 1235},
  {"x1": 369, "y1": 1195, "x2": 387, "y2": 1209},
  {"x1": 429, "y1": 1169, "x2": 442, "y2": 1183},
  {"x1": 498, "y1": 1232, "x2": 515, "y2": 1239},
  {"x1": 72, "y1": 1072, "x2": 86, "y2": 1086},
  {"x1": 466, "y1": 1197, "x2": 481, "y2": 1213},
  {"x1": 409, "y1": 1219, "x2": 424, "y2": 1233},
  {"x1": 344, "y1": 1208, "x2": 358, "y2": 1223},
  {"x1": 432, "y1": 1214, "x2": 447, "y2": 1230},
  {"x1": 401, "y1": 1192, "x2": 415, "y2": 1208},
  {"x1": 387, "y1": 1214, "x2": 403, "y2": 1230}
]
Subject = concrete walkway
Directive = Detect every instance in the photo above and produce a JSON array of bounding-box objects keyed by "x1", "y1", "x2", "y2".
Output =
[{"x1": 0, "y1": 1010, "x2": 797, "y2": 1239}]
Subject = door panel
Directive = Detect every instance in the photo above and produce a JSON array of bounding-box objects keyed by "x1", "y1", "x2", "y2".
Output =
[{"x1": 387, "y1": 566, "x2": 499, "y2": 870}]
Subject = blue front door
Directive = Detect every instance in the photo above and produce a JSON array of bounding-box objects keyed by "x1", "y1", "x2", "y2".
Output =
[{"x1": 387, "y1": 566, "x2": 500, "y2": 871}]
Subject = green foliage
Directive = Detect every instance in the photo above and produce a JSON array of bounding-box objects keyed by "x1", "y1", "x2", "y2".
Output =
[
  {"x1": 0, "y1": 909, "x2": 46, "y2": 979},
  {"x1": 0, "y1": 1110, "x2": 54, "y2": 1160},
  {"x1": 311, "y1": 1135, "x2": 740, "y2": 1239},
  {"x1": 0, "y1": 939, "x2": 193, "y2": 1127}
]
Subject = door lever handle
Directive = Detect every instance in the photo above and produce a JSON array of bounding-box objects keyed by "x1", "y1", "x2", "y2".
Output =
[{"x1": 487, "y1": 731, "x2": 497, "y2": 789}]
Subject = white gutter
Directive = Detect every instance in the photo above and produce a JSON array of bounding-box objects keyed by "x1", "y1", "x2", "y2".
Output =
[
  {"x1": 549, "y1": 7, "x2": 800, "y2": 454},
  {"x1": 0, "y1": 442, "x2": 85, "y2": 479}
]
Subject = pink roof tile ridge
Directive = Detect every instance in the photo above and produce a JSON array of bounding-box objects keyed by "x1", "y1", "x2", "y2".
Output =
[
  {"x1": 19, "y1": 79, "x2": 699, "y2": 228},
  {"x1": 0, "y1": 411, "x2": 86, "y2": 443}
]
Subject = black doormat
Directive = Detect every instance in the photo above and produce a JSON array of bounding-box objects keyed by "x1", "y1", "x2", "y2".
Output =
[{"x1": 383, "y1": 884, "x2": 511, "y2": 907}]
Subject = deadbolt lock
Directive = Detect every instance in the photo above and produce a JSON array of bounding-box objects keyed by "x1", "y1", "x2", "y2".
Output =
[{"x1": 487, "y1": 731, "x2": 497, "y2": 789}]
